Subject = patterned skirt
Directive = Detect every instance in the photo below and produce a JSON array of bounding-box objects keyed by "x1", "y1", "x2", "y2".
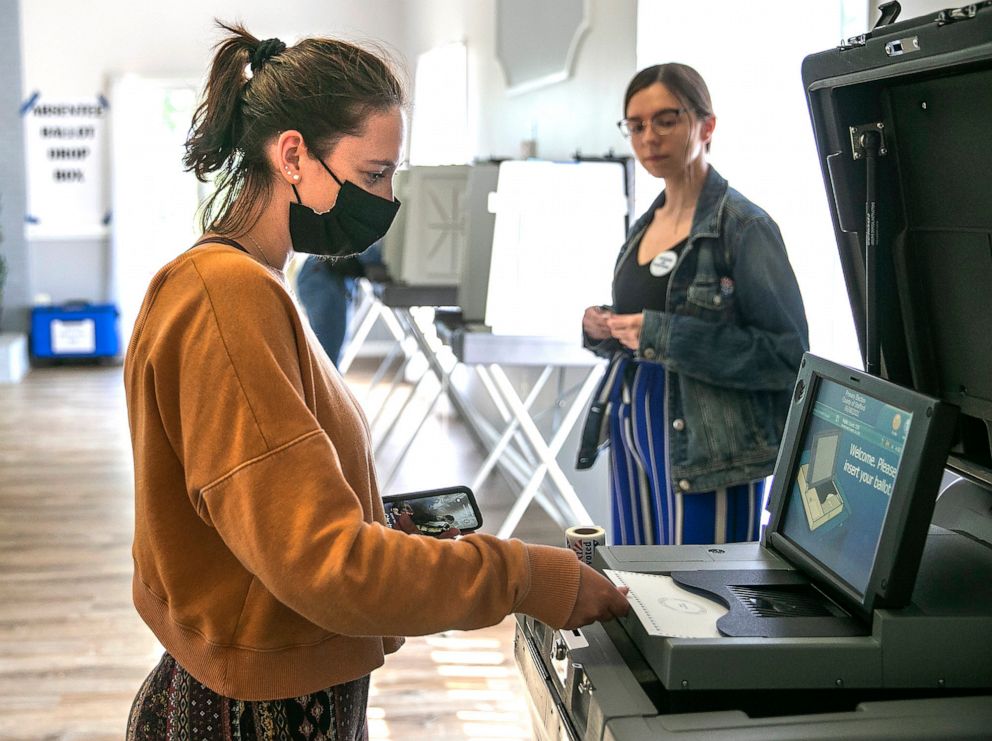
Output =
[{"x1": 127, "y1": 652, "x2": 369, "y2": 741}]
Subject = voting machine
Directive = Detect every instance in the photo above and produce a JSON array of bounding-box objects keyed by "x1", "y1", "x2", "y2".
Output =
[{"x1": 514, "y1": 4, "x2": 992, "y2": 738}]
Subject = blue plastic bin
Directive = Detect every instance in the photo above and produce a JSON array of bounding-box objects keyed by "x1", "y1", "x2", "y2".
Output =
[{"x1": 31, "y1": 303, "x2": 121, "y2": 358}]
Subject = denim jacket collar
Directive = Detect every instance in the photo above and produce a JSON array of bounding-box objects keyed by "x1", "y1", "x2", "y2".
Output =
[
  {"x1": 616, "y1": 166, "x2": 730, "y2": 283},
  {"x1": 637, "y1": 164, "x2": 730, "y2": 243}
]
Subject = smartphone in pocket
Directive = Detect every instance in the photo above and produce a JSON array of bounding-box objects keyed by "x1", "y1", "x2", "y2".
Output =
[{"x1": 382, "y1": 486, "x2": 482, "y2": 538}]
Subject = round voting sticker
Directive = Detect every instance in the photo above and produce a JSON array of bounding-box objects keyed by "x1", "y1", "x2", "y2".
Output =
[
  {"x1": 658, "y1": 596, "x2": 706, "y2": 614},
  {"x1": 650, "y1": 251, "x2": 678, "y2": 277}
]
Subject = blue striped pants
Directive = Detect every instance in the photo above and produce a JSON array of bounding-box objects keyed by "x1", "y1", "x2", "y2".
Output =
[{"x1": 607, "y1": 358, "x2": 765, "y2": 546}]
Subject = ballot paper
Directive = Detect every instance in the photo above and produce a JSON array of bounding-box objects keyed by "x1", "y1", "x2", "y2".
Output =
[{"x1": 605, "y1": 569, "x2": 728, "y2": 638}]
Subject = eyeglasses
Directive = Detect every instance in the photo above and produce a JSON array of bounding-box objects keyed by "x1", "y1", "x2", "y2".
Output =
[{"x1": 617, "y1": 108, "x2": 685, "y2": 138}]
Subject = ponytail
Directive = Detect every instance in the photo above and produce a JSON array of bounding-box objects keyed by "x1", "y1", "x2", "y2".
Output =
[{"x1": 184, "y1": 23, "x2": 255, "y2": 180}]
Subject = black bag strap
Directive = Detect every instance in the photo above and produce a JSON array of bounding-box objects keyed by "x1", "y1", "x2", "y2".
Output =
[{"x1": 576, "y1": 355, "x2": 626, "y2": 470}]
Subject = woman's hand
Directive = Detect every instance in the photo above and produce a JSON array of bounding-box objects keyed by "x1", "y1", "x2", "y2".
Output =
[
  {"x1": 562, "y1": 562, "x2": 631, "y2": 629},
  {"x1": 606, "y1": 313, "x2": 644, "y2": 351},
  {"x1": 582, "y1": 306, "x2": 614, "y2": 340}
]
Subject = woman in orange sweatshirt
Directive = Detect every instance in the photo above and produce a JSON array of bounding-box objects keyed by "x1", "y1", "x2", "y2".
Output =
[{"x1": 123, "y1": 22, "x2": 628, "y2": 740}]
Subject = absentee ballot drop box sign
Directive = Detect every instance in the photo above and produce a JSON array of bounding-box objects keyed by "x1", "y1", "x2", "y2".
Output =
[{"x1": 22, "y1": 93, "x2": 109, "y2": 239}]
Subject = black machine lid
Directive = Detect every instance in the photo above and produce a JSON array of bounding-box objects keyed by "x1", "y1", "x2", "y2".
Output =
[{"x1": 801, "y1": 2, "x2": 992, "y2": 486}]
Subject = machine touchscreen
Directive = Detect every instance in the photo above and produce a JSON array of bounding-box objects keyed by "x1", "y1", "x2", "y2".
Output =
[
  {"x1": 779, "y1": 378, "x2": 910, "y2": 596},
  {"x1": 765, "y1": 354, "x2": 957, "y2": 618}
]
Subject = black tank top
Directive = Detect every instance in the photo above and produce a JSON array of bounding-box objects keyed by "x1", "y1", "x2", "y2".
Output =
[
  {"x1": 190, "y1": 236, "x2": 249, "y2": 254},
  {"x1": 613, "y1": 236, "x2": 688, "y2": 315}
]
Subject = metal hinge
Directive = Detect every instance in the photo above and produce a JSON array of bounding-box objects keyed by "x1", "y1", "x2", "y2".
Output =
[
  {"x1": 839, "y1": 0, "x2": 902, "y2": 50},
  {"x1": 937, "y1": 4, "x2": 979, "y2": 25},
  {"x1": 839, "y1": 33, "x2": 868, "y2": 51},
  {"x1": 850, "y1": 122, "x2": 888, "y2": 160}
]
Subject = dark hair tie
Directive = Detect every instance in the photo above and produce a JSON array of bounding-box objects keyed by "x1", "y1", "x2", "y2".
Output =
[{"x1": 250, "y1": 38, "x2": 287, "y2": 72}]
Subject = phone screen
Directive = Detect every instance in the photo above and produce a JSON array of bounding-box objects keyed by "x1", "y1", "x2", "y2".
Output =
[{"x1": 383, "y1": 486, "x2": 482, "y2": 538}]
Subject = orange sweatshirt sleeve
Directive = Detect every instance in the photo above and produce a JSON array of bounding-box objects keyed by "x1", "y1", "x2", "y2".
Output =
[{"x1": 150, "y1": 252, "x2": 581, "y2": 635}]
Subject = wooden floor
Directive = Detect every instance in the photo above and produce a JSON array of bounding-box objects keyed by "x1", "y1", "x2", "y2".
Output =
[{"x1": 0, "y1": 357, "x2": 560, "y2": 740}]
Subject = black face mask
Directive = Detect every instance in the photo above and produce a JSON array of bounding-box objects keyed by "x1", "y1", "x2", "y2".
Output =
[{"x1": 288, "y1": 159, "x2": 400, "y2": 258}]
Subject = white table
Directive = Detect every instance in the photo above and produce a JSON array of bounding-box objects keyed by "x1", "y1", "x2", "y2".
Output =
[
  {"x1": 341, "y1": 285, "x2": 604, "y2": 538},
  {"x1": 436, "y1": 318, "x2": 604, "y2": 538}
]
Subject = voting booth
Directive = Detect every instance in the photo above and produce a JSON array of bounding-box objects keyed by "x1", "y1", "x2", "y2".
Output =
[
  {"x1": 456, "y1": 163, "x2": 501, "y2": 325},
  {"x1": 374, "y1": 164, "x2": 500, "y2": 308},
  {"x1": 435, "y1": 158, "x2": 632, "y2": 536},
  {"x1": 514, "y1": 5, "x2": 992, "y2": 738},
  {"x1": 483, "y1": 159, "x2": 626, "y2": 338},
  {"x1": 362, "y1": 158, "x2": 632, "y2": 536},
  {"x1": 377, "y1": 159, "x2": 628, "y2": 329}
]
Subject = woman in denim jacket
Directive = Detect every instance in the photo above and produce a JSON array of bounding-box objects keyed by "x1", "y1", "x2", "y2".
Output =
[{"x1": 581, "y1": 63, "x2": 808, "y2": 546}]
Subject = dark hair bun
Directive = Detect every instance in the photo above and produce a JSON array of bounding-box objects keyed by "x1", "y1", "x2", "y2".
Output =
[{"x1": 250, "y1": 38, "x2": 286, "y2": 72}]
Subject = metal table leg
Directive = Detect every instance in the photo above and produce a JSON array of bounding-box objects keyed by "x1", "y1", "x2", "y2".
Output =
[{"x1": 487, "y1": 363, "x2": 602, "y2": 538}]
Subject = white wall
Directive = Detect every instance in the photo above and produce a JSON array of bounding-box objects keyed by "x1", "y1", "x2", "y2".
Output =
[
  {"x1": 19, "y1": 1, "x2": 408, "y2": 98},
  {"x1": 402, "y1": 0, "x2": 636, "y2": 161},
  {"x1": 0, "y1": 0, "x2": 29, "y2": 333},
  {"x1": 12, "y1": 0, "x2": 957, "y2": 317}
]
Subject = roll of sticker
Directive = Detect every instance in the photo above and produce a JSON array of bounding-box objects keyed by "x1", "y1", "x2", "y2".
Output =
[{"x1": 565, "y1": 525, "x2": 607, "y2": 565}]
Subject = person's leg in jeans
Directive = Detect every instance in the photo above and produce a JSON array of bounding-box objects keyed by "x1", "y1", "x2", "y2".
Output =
[{"x1": 296, "y1": 256, "x2": 351, "y2": 366}]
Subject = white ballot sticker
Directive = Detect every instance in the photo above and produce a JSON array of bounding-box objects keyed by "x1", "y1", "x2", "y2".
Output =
[{"x1": 605, "y1": 569, "x2": 727, "y2": 638}]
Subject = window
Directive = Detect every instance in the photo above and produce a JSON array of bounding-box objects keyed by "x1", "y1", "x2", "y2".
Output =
[{"x1": 410, "y1": 42, "x2": 470, "y2": 166}]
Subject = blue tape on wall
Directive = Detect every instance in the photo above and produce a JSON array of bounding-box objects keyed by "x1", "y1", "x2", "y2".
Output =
[{"x1": 19, "y1": 90, "x2": 40, "y2": 117}]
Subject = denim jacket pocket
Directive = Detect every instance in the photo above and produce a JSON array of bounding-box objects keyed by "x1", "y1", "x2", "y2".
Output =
[
  {"x1": 686, "y1": 281, "x2": 732, "y2": 317},
  {"x1": 677, "y1": 374, "x2": 763, "y2": 467}
]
